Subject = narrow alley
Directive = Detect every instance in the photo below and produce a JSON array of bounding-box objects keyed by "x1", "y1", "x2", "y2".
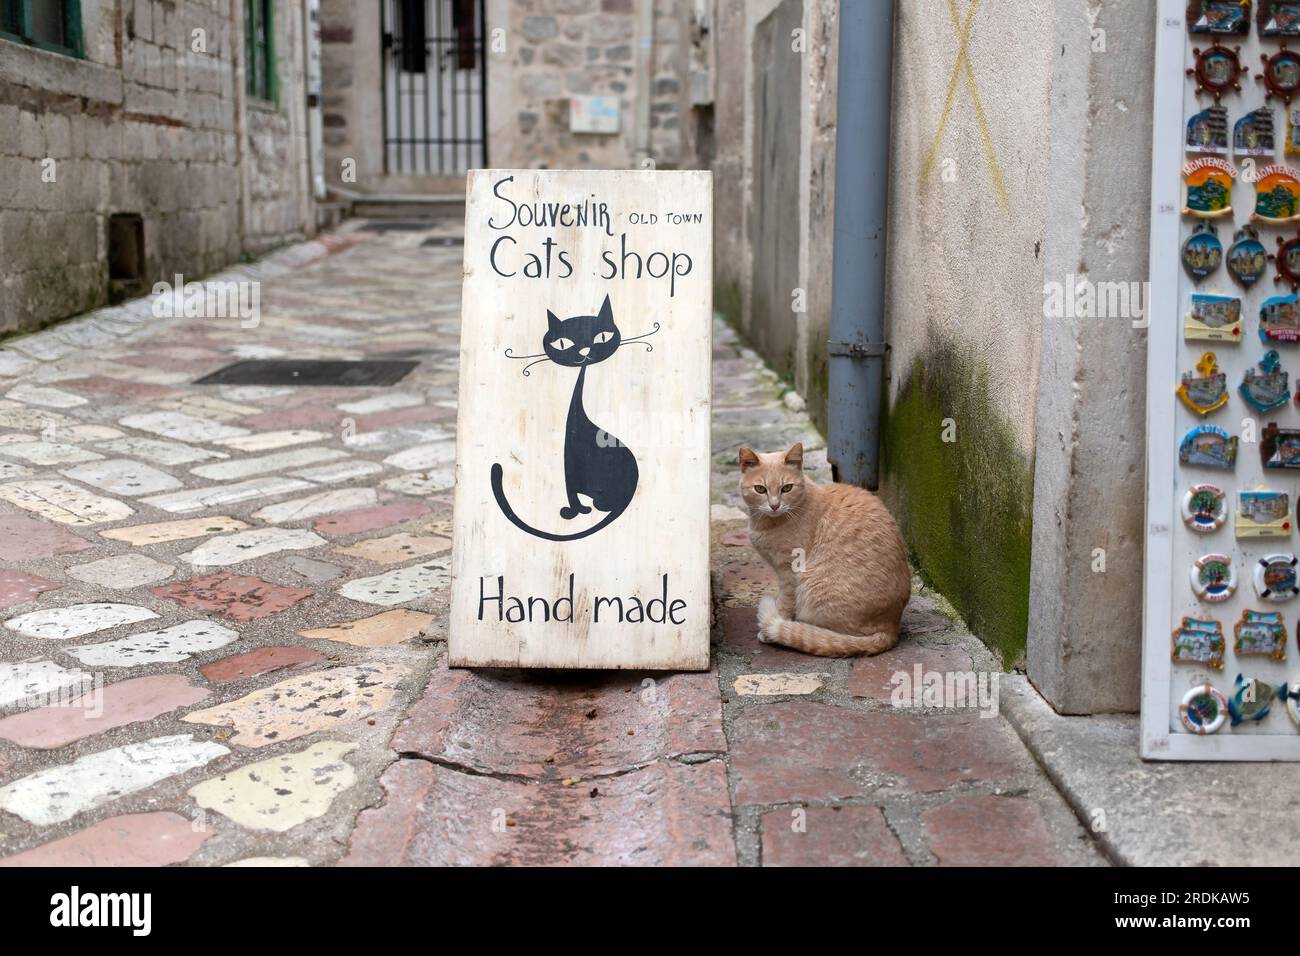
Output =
[{"x1": 0, "y1": 224, "x2": 1102, "y2": 866}]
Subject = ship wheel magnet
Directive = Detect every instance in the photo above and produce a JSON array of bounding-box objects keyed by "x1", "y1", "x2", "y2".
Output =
[
  {"x1": 1260, "y1": 45, "x2": 1300, "y2": 103},
  {"x1": 1189, "y1": 44, "x2": 1249, "y2": 100},
  {"x1": 1271, "y1": 231, "x2": 1300, "y2": 289}
]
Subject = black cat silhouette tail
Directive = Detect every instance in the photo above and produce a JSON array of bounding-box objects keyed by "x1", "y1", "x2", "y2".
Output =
[{"x1": 491, "y1": 463, "x2": 626, "y2": 541}]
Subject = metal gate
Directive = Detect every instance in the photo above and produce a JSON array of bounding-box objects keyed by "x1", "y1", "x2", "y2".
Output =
[{"x1": 381, "y1": 0, "x2": 487, "y2": 175}]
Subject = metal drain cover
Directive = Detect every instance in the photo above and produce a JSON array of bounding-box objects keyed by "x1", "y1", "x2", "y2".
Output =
[{"x1": 194, "y1": 359, "x2": 419, "y2": 387}]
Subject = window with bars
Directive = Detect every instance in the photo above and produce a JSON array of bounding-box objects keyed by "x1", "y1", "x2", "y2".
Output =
[
  {"x1": 244, "y1": 0, "x2": 277, "y2": 103},
  {"x1": 0, "y1": 0, "x2": 84, "y2": 57}
]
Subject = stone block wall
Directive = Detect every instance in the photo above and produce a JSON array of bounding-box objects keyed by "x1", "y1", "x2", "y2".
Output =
[{"x1": 0, "y1": 0, "x2": 314, "y2": 337}]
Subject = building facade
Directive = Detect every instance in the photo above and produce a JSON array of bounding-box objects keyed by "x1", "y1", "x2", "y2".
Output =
[{"x1": 0, "y1": 0, "x2": 318, "y2": 337}]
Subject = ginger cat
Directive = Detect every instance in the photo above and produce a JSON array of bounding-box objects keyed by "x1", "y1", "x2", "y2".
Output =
[{"x1": 738, "y1": 443, "x2": 911, "y2": 656}]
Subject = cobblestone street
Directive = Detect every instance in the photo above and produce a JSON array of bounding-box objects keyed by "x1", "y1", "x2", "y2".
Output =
[{"x1": 0, "y1": 224, "x2": 1103, "y2": 866}]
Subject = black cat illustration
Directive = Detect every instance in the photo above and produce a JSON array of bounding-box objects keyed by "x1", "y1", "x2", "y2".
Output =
[{"x1": 491, "y1": 294, "x2": 659, "y2": 541}]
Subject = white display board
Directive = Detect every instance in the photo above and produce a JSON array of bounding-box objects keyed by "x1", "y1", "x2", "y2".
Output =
[{"x1": 1143, "y1": 0, "x2": 1300, "y2": 759}]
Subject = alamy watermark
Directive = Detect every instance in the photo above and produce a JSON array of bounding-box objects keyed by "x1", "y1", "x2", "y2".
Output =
[
  {"x1": 151, "y1": 274, "x2": 260, "y2": 328},
  {"x1": 1043, "y1": 273, "x2": 1149, "y2": 328},
  {"x1": 890, "y1": 664, "x2": 999, "y2": 718}
]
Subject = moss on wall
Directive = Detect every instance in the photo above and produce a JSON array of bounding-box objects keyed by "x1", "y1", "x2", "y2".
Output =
[
  {"x1": 714, "y1": 280, "x2": 743, "y2": 333},
  {"x1": 882, "y1": 331, "x2": 1033, "y2": 665}
]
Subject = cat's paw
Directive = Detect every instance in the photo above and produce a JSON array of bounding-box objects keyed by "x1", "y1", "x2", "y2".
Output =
[{"x1": 756, "y1": 595, "x2": 780, "y2": 643}]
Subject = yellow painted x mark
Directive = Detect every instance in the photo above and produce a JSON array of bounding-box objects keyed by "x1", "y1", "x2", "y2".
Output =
[{"x1": 920, "y1": 0, "x2": 1009, "y2": 209}]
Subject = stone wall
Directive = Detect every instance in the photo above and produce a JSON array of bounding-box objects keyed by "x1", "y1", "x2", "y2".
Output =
[
  {"x1": 318, "y1": 0, "x2": 701, "y2": 192},
  {"x1": 0, "y1": 0, "x2": 314, "y2": 337},
  {"x1": 708, "y1": 0, "x2": 838, "y2": 433}
]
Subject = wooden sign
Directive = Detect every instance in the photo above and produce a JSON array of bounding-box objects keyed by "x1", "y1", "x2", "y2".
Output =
[{"x1": 449, "y1": 169, "x2": 713, "y2": 669}]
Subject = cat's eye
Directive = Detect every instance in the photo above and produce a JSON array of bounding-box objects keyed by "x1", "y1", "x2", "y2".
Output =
[
  {"x1": 781, "y1": 484, "x2": 793, "y2": 493},
  {"x1": 753, "y1": 485, "x2": 767, "y2": 494},
  {"x1": 594, "y1": 331, "x2": 614, "y2": 344},
  {"x1": 550, "y1": 337, "x2": 575, "y2": 350}
]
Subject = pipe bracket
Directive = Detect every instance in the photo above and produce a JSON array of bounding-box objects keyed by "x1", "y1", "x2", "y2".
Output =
[{"x1": 827, "y1": 340, "x2": 889, "y2": 359}]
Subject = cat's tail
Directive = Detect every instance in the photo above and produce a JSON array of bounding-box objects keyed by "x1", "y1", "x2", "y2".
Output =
[
  {"x1": 756, "y1": 597, "x2": 897, "y2": 657},
  {"x1": 490, "y1": 463, "x2": 626, "y2": 541}
]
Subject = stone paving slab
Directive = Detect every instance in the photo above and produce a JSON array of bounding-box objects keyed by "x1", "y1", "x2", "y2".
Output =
[{"x1": 1001, "y1": 675, "x2": 1300, "y2": 866}]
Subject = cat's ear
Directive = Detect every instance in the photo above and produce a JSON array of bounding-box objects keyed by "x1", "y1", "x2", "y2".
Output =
[
  {"x1": 738, "y1": 447, "x2": 759, "y2": 471},
  {"x1": 547, "y1": 310, "x2": 561, "y2": 333},
  {"x1": 784, "y1": 443, "x2": 804, "y2": 468},
  {"x1": 597, "y1": 294, "x2": 613, "y2": 323}
]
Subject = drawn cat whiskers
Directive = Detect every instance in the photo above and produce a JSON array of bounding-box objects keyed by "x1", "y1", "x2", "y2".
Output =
[{"x1": 504, "y1": 322, "x2": 660, "y2": 376}]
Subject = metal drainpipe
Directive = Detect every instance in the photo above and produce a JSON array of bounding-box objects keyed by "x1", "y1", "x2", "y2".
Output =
[{"x1": 826, "y1": 0, "x2": 894, "y2": 490}]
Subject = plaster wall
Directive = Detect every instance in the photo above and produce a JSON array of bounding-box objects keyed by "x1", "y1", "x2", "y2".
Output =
[{"x1": 879, "y1": 0, "x2": 1054, "y2": 664}]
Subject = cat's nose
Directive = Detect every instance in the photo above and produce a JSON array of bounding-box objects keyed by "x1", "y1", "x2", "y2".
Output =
[
  {"x1": 769, "y1": 501, "x2": 779, "y2": 512},
  {"x1": 578, "y1": 347, "x2": 591, "y2": 357}
]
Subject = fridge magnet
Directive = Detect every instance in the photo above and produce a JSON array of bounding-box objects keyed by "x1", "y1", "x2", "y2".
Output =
[
  {"x1": 1239, "y1": 349, "x2": 1291, "y2": 410},
  {"x1": 1260, "y1": 292, "x2": 1300, "y2": 339},
  {"x1": 1269, "y1": 234, "x2": 1300, "y2": 289},
  {"x1": 1180, "y1": 684, "x2": 1229, "y2": 734},
  {"x1": 1261, "y1": 421, "x2": 1300, "y2": 466},
  {"x1": 1236, "y1": 488, "x2": 1292, "y2": 536},
  {"x1": 1180, "y1": 424, "x2": 1240, "y2": 468},
  {"x1": 1251, "y1": 163, "x2": 1300, "y2": 221},
  {"x1": 1183, "y1": 157, "x2": 1237, "y2": 216},
  {"x1": 1228, "y1": 225, "x2": 1268, "y2": 286},
  {"x1": 1189, "y1": 104, "x2": 1231, "y2": 154},
  {"x1": 1254, "y1": 552, "x2": 1300, "y2": 599},
  {"x1": 1191, "y1": 553, "x2": 1237, "y2": 601},
  {"x1": 1259, "y1": 47, "x2": 1300, "y2": 103},
  {"x1": 1234, "y1": 106, "x2": 1276, "y2": 156},
  {"x1": 1183, "y1": 222, "x2": 1225, "y2": 281},
  {"x1": 1189, "y1": 44, "x2": 1249, "y2": 100},
  {"x1": 1185, "y1": 291, "x2": 1242, "y2": 338},
  {"x1": 1172, "y1": 616, "x2": 1227, "y2": 668},
  {"x1": 1285, "y1": 684, "x2": 1300, "y2": 726},
  {"x1": 1233, "y1": 608, "x2": 1288, "y2": 658},
  {"x1": 1190, "y1": 0, "x2": 1252, "y2": 34},
  {"x1": 1184, "y1": 484, "x2": 1229, "y2": 532},
  {"x1": 1259, "y1": 0, "x2": 1300, "y2": 36},
  {"x1": 1288, "y1": 107, "x2": 1300, "y2": 153},
  {"x1": 1180, "y1": 352, "x2": 1231, "y2": 414},
  {"x1": 1228, "y1": 674, "x2": 1282, "y2": 726}
]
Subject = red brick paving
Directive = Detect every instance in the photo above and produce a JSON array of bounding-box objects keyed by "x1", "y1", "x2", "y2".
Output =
[
  {"x1": 313, "y1": 500, "x2": 431, "y2": 535},
  {"x1": 152, "y1": 573, "x2": 314, "y2": 622},
  {"x1": 921, "y1": 794, "x2": 1058, "y2": 867},
  {"x1": 0, "y1": 812, "x2": 211, "y2": 866},
  {"x1": 200, "y1": 645, "x2": 326, "y2": 683},
  {"x1": 0, "y1": 569, "x2": 61, "y2": 609},
  {"x1": 729, "y1": 701, "x2": 1022, "y2": 804},
  {"x1": 343, "y1": 756, "x2": 735, "y2": 866},
  {"x1": 0, "y1": 514, "x2": 93, "y2": 560},
  {"x1": 0, "y1": 675, "x2": 210, "y2": 748},
  {"x1": 353, "y1": 404, "x2": 454, "y2": 431},
  {"x1": 55, "y1": 376, "x2": 186, "y2": 401},
  {"x1": 392, "y1": 662, "x2": 726, "y2": 778},
  {"x1": 240, "y1": 404, "x2": 342, "y2": 430},
  {"x1": 847, "y1": 641, "x2": 976, "y2": 701},
  {"x1": 761, "y1": 805, "x2": 908, "y2": 867}
]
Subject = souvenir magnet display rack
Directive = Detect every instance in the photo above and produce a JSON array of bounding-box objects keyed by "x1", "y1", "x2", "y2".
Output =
[{"x1": 1145, "y1": 0, "x2": 1300, "y2": 759}]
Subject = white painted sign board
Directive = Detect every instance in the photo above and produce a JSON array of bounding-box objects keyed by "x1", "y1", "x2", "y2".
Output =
[
  {"x1": 1143, "y1": 0, "x2": 1300, "y2": 759},
  {"x1": 450, "y1": 169, "x2": 713, "y2": 669}
]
